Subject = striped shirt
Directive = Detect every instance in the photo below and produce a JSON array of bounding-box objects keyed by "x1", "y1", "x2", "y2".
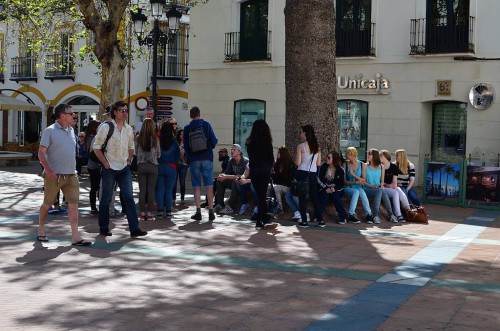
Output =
[{"x1": 396, "y1": 162, "x2": 416, "y2": 187}]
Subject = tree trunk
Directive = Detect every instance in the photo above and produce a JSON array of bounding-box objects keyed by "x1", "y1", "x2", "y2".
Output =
[
  {"x1": 100, "y1": 47, "x2": 126, "y2": 113},
  {"x1": 284, "y1": 0, "x2": 338, "y2": 156}
]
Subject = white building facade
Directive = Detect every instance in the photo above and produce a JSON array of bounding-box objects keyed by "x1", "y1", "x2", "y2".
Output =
[
  {"x1": 188, "y1": 0, "x2": 500, "y2": 181},
  {"x1": 0, "y1": 2, "x2": 191, "y2": 147}
]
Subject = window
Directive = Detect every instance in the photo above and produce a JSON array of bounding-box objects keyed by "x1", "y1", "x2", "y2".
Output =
[
  {"x1": 431, "y1": 102, "x2": 467, "y2": 161},
  {"x1": 425, "y1": 0, "x2": 472, "y2": 53},
  {"x1": 157, "y1": 25, "x2": 189, "y2": 81},
  {"x1": 336, "y1": 0, "x2": 374, "y2": 57},
  {"x1": 45, "y1": 28, "x2": 75, "y2": 79},
  {"x1": 10, "y1": 36, "x2": 37, "y2": 81},
  {"x1": 234, "y1": 99, "x2": 266, "y2": 156},
  {"x1": 338, "y1": 100, "x2": 368, "y2": 159},
  {"x1": 239, "y1": 0, "x2": 269, "y2": 60}
]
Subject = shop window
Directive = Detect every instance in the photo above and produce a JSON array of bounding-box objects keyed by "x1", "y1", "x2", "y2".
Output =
[
  {"x1": 338, "y1": 100, "x2": 368, "y2": 160},
  {"x1": 234, "y1": 99, "x2": 265, "y2": 156},
  {"x1": 431, "y1": 102, "x2": 467, "y2": 161}
]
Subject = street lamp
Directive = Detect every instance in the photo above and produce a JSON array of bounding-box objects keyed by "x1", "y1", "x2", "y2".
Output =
[{"x1": 131, "y1": 1, "x2": 182, "y2": 121}]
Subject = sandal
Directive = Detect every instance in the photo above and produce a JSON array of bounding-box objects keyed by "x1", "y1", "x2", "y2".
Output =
[{"x1": 37, "y1": 235, "x2": 49, "y2": 242}]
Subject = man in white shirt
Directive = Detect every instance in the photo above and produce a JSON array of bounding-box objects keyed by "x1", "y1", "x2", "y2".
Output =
[
  {"x1": 93, "y1": 101, "x2": 147, "y2": 238},
  {"x1": 135, "y1": 106, "x2": 154, "y2": 134}
]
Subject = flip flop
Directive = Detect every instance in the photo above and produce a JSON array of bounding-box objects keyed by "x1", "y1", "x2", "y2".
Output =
[
  {"x1": 37, "y1": 236, "x2": 49, "y2": 242},
  {"x1": 71, "y1": 239, "x2": 92, "y2": 247}
]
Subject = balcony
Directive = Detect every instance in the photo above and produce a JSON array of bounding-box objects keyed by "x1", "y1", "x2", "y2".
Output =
[
  {"x1": 224, "y1": 31, "x2": 271, "y2": 61},
  {"x1": 337, "y1": 23, "x2": 376, "y2": 57},
  {"x1": 156, "y1": 31, "x2": 189, "y2": 82},
  {"x1": 44, "y1": 53, "x2": 75, "y2": 81},
  {"x1": 410, "y1": 17, "x2": 475, "y2": 55},
  {"x1": 10, "y1": 56, "x2": 37, "y2": 82}
]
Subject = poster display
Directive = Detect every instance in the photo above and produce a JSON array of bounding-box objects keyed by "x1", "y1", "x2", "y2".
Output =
[
  {"x1": 466, "y1": 165, "x2": 500, "y2": 205},
  {"x1": 425, "y1": 162, "x2": 461, "y2": 204}
]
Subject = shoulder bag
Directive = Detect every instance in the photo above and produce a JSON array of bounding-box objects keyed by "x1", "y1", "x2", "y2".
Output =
[{"x1": 290, "y1": 152, "x2": 315, "y2": 197}]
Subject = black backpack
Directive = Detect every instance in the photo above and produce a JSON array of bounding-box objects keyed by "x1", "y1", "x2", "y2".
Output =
[
  {"x1": 188, "y1": 125, "x2": 208, "y2": 153},
  {"x1": 89, "y1": 122, "x2": 114, "y2": 165}
]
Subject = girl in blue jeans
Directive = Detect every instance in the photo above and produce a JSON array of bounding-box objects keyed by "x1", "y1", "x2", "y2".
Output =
[
  {"x1": 395, "y1": 149, "x2": 421, "y2": 206},
  {"x1": 343, "y1": 146, "x2": 373, "y2": 224},
  {"x1": 317, "y1": 151, "x2": 348, "y2": 225},
  {"x1": 156, "y1": 123, "x2": 180, "y2": 217}
]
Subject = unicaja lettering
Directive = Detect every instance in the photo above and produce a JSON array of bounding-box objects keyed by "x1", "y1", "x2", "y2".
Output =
[{"x1": 337, "y1": 73, "x2": 390, "y2": 91}]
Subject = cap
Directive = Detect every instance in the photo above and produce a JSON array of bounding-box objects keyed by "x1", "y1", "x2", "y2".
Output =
[{"x1": 231, "y1": 144, "x2": 242, "y2": 153}]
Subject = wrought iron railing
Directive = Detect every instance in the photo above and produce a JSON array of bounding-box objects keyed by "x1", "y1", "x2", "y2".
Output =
[
  {"x1": 410, "y1": 16, "x2": 475, "y2": 55},
  {"x1": 157, "y1": 31, "x2": 189, "y2": 81},
  {"x1": 224, "y1": 31, "x2": 271, "y2": 61},
  {"x1": 336, "y1": 22, "x2": 376, "y2": 57},
  {"x1": 10, "y1": 56, "x2": 37, "y2": 81},
  {"x1": 44, "y1": 53, "x2": 75, "y2": 80}
]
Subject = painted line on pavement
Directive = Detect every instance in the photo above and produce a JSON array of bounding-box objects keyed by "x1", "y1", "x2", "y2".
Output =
[{"x1": 306, "y1": 211, "x2": 496, "y2": 331}]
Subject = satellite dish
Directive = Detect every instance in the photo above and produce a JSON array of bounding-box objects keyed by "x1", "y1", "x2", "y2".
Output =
[{"x1": 469, "y1": 83, "x2": 495, "y2": 110}]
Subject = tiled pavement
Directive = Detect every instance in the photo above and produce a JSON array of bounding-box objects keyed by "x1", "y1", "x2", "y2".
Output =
[{"x1": 1, "y1": 162, "x2": 499, "y2": 330}]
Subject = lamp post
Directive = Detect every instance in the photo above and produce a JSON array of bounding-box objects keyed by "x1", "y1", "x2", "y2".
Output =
[{"x1": 131, "y1": 0, "x2": 182, "y2": 121}]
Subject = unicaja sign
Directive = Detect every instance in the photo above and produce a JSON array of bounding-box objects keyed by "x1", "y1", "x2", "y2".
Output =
[{"x1": 337, "y1": 73, "x2": 390, "y2": 92}]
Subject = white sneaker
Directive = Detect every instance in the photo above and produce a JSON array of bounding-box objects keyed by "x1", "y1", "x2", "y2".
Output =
[
  {"x1": 390, "y1": 214, "x2": 399, "y2": 223},
  {"x1": 219, "y1": 205, "x2": 234, "y2": 215},
  {"x1": 239, "y1": 203, "x2": 249, "y2": 215},
  {"x1": 373, "y1": 216, "x2": 381, "y2": 224},
  {"x1": 291, "y1": 211, "x2": 301, "y2": 221}
]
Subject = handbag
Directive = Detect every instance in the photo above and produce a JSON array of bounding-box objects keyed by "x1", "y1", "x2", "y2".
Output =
[
  {"x1": 290, "y1": 152, "x2": 315, "y2": 197},
  {"x1": 405, "y1": 204, "x2": 428, "y2": 223},
  {"x1": 130, "y1": 155, "x2": 138, "y2": 172}
]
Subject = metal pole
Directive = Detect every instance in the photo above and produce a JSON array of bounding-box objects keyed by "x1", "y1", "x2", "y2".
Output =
[{"x1": 152, "y1": 19, "x2": 159, "y2": 121}]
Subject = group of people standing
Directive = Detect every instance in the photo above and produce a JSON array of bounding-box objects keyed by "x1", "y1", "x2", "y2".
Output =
[{"x1": 36, "y1": 101, "x2": 422, "y2": 245}]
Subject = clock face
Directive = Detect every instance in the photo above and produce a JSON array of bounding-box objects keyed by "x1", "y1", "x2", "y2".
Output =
[{"x1": 469, "y1": 83, "x2": 495, "y2": 110}]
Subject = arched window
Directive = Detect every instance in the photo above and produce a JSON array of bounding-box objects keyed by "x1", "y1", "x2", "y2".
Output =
[
  {"x1": 234, "y1": 99, "x2": 265, "y2": 156},
  {"x1": 338, "y1": 99, "x2": 368, "y2": 159}
]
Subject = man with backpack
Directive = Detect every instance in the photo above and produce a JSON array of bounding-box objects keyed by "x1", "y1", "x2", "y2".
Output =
[{"x1": 183, "y1": 106, "x2": 218, "y2": 221}]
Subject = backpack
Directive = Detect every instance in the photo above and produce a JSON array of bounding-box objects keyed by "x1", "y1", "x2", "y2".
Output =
[
  {"x1": 89, "y1": 122, "x2": 114, "y2": 165},
  {"x1": 188, "y1": 125, "x2": 208, "y2": 153}
]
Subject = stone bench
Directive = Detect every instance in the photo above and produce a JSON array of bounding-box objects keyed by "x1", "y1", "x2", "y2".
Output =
[{"x1": 0, "y1": 151, "x2": 33, "y2": 166}]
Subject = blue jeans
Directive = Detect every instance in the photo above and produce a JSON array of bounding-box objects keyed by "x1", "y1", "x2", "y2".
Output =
[
  {"x1": 156, "y1": 164, "x2": 178, "y2": 213},
  {"x1": 318, "y1": 190, "x2": 348, "y2": 221},
  {"x1": 173, "y1": 164, "x2": 188, "y2": 201},
  {"x1": 363, "y1": 187, "x2": 384, "y2": 217},
  {"x1": 189, "y1": 160, "x2": 213, "y2": 187},
  {"x1": 236, "y1": 182, "x2": 258, "y2": 205},
  {"x1": 99, "y1": 166, "x2": 139, "y2": 232},
  {"x1": 284, "y1": 190, "x2": 299, "y2": 213},
  {"x1": 343, "y1": 187, "x2": 371, "y2": 216},
  {"x1": 400, "y1": 186, "x2": 421, "y2": 206}
]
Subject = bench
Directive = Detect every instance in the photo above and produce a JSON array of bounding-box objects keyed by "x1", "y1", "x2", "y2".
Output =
[{"x1": 0, "y1": 151, "x2": 33, "y2": 166}]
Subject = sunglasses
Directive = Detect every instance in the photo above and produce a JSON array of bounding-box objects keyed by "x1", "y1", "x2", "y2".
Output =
[
  {"x1": 116, "y1": 109, "x2": 129, "y2": 113},
  {"x1": 65, "y1": 112, "x2": 74, "y2": 115}
]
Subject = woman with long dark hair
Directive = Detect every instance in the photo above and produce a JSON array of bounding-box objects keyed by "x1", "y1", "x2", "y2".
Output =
[
  {"x1": 137, "y1": 118, "x2": 160, "y2": 221},
  {"x1": 246, "y1": 119, "x2": 277, "y2": 229},
  {"x1": 173, "y1": 129, "x2": 188, "y2": 204},
  {"x1": 268, "y1": 146, "x2": 296, "y2": 217},
  {"x1": 156, "y1": 122, "x2": 180, "y2": 217},
  {"x1": 295, "y1": 124, "x2": 322, "y2": 228},
  {"x1": 84, "y1": 120, "x2": 101, "y2": 214},
  {"x1": 317, "y1": 151, "x2": 348, "y2": 225}
]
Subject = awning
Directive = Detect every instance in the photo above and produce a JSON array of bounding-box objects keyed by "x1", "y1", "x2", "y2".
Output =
[{"x1": 0, "y1": 93, "x2": 41, "y2": 112}]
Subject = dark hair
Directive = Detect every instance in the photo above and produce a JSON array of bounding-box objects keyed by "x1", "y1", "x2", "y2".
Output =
[
  {"x1": 247, "y1": 119, "x2": 273, "y2": 161},
  {"x1": 176, "y1": 129, "x2": 184, "y2": 144},
  {"x1": 159, "y1": 121, "x2": 175, "y2": 150},
  {"x1": 110, "y1": 100, "x2": 127, "y2": 119},
  {"x1": 330, "y1": 150, "x2": 341, "y2": 167},
  {"x1": 137, "y1": 118, "x2": 158, "y2": 151},
  {"x1": 301, "y1": 124, "x2": 319, "y2": 154},
  {"x1": 274, "y1": 146, "x2": 293, "y2": 181},
  {"x1": 54, "y1": 103, "x2": 71, "y2": 119},
  {"x1": 368, "y1": 148, "x2": 381, "y2": 167},
  {"x1": 84, "y1": 120, "x2": 101, "y2": 151},
  {"x1": 190, "y1": 106, "x2": 200, "y2": 119}
]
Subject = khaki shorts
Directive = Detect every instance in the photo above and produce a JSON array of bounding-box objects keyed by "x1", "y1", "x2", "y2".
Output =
[{"x1": 43, "y1": 174, "x2": 80, "y2": 205}]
